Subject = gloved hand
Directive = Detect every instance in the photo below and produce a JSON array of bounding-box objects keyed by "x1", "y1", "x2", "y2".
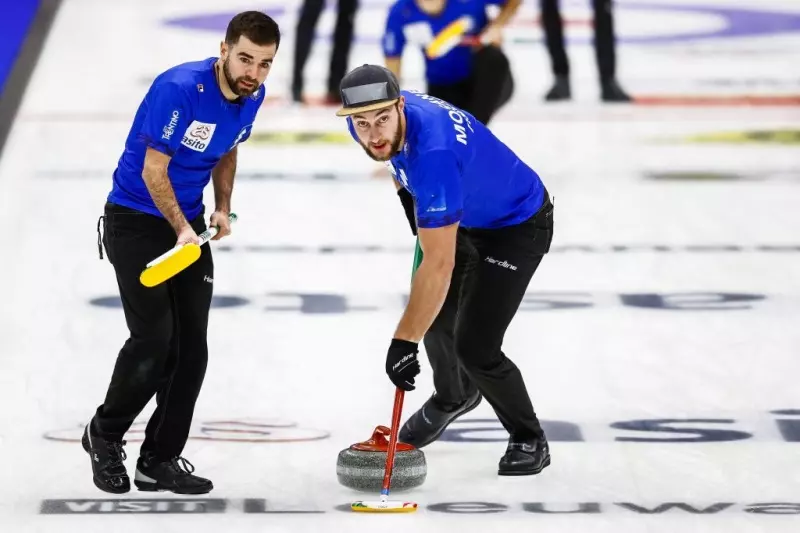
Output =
[
  {"x1": 385, "y1": 339, "x2": 421, "y2": 391},
  {"x1": 397, "y1": 187, "x2": 417, "y2": 236}
]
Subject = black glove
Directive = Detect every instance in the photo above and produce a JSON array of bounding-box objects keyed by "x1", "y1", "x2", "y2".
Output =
[
  {"x1": 386, "y1": 339, "x2": 421, "y2": 391},
  {"x1": 397, "y1": 187, "x2": 417, "y2": 236}
]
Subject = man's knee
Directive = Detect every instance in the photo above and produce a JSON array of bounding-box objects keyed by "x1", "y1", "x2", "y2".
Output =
[
  {"x1": 125, "y1": 311, "x2": 174, "y2": 362},
  {"x1": 454, "y1": 331, "x2": 504, "y2": 372},
  {"x1": 474, "y1": 45, "x2": 510, "y2": 75}
]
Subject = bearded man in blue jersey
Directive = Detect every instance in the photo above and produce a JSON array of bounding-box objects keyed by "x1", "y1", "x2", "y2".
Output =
[
  {"x1": 336, "y1": 65, "x2": 553, "y2": 476},
  {"x1": 84, "y1": 12, "x2": 280, "y2": 495}
]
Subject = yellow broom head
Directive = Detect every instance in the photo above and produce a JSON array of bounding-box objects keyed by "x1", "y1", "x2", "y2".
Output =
[{"x1": 351, "y1": 500, "x2": 418, "y2": 513}]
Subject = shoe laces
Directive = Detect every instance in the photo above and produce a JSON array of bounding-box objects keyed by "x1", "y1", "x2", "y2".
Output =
[
  {"x1": 169, "y1": 456, "x2": 196, "y2": 476},
  {"x1": 106, "y1": 440, "x2": 127, "y2": 468}
]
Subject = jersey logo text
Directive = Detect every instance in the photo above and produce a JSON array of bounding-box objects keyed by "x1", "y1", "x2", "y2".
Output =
[
  {"x1": 161, "y1": 110, "x2": 180, "y2": 141},
  {"x1": 181, "y1": 121, "x2": 217, "y2": 152},
  {"x1": 411, "y1": 90, "x2": 474, "y2": 145}
]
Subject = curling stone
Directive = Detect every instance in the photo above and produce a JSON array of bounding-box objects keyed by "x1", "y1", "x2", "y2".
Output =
[{"x1": 336, "y1": 425, "x2": 426, "y2": 492}]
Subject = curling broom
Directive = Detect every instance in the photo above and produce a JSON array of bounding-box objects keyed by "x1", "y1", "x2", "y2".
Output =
[
  {"x1": 351, "y1": 387, "x2": 418, "y2": 513},
  {"x1": 425, "y1": 17, "x2": 491, "y2": 59},
  {"x1": 139, "y1": 213, "x2": 237, "y2": 288},
  {"x1": 351, "y1": 238, "x2": 423, "y2": 513}
]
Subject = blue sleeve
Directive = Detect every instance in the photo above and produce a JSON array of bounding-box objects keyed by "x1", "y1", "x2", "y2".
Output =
[
  {"x1": 232, "y1": 90, "x2": 266, "y2": 148},
  {"x1": 238, "y1": 127, "x2": 253, "y2": 145},
  {"x1": 138, "y1": 81, "x2": 193, "y2": 156},
  {"x1": 229, "y1": 124, "x2": 254, "y2": 150},
  {"x1": 382, "y1": 6, "x2": 406, "y2": 57},
  {"x1": 411, "y1": 150, "x2": 464, "y2": 229}
]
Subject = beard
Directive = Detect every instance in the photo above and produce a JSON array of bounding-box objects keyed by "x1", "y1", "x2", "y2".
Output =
[
  {"x1": 359, "y1": 118, "x2": 404, "y2": 162},
  {"x1": 222, "y1": 58, "x2": 259, "y2": 97}
]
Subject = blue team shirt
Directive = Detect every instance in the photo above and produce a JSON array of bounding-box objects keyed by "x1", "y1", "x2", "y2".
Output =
[
  {"x1": 383, "y1": 0, "x2": 504, "y2": 85},
  {"x1": 348, "y1": 90, "x2": 545, "y2": 230},
  {"x1": 108, "y1": 57, "x2": 265, "y2": 219}
]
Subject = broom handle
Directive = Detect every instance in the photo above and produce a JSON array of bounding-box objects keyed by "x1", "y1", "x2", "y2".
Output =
[
  {"x1": 197, "y1": 212, "x2": 238, "y2": 244},
  {"x1": 411, "y1": 237, "x2": 423, "y2": 276},
  {"x1": 380, "y1": 387, "x2": 405, "y2": 498},
  {"x1": 380, "y1": 237, "x2": 423, "y2": 499},
  {"x1": 144, "y1": 213, "x2": 238, "y2": 268}
]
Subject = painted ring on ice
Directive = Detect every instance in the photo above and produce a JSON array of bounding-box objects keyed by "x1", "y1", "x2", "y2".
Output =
[{"x1": 163, "y1": 2, "x2": 800, "y2": 45}]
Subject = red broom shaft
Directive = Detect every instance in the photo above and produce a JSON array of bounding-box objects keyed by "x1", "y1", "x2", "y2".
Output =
[{"x1": 381, "y1": 387, "x2": 405, "y2": 493}]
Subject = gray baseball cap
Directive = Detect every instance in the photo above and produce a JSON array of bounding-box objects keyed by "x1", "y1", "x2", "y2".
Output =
[{"x1": 336, "y1": 64, "x2": 401, "y2": 117}]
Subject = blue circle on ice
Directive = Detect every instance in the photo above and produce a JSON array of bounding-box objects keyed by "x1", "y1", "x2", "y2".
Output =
[{"x1": 162, "y1": 2, "x2": 800, "y2": 45}]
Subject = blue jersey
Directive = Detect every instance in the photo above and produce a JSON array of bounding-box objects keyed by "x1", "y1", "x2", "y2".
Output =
[
  {"x1": 348, "y1": 90, "x2": 545, "y2": 230},
  {"x1": 383, "y1": 0, "x2": 504, "y2": 85},
  {"x1": 108, "y1": 57, "x2": 264, "y2": 219}
]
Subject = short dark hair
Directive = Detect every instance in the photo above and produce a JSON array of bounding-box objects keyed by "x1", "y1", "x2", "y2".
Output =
[{"x1": 225, "y1": 11, "x2": 281, "y2": 50}]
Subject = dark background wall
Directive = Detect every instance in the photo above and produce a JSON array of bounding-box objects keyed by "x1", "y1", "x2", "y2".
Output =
[{"x1": 0, "y1": 0, "x2": 61, "y2": 157}]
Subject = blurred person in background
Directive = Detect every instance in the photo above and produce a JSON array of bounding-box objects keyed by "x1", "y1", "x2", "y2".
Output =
[
  {"x1": 292, "y1": 0, "x2": 359, "y2": 104},
  {"x1": 540, "y1": 0, "x2": 630, "y2": 102},
  {"x1": 382, "y1": 0, "x2": 521, "y2": 126}
]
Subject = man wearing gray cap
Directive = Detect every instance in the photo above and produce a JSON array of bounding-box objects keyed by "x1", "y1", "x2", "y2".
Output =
[{"x1": 335, "y1": 64, "x2": 554, "y2": 476}]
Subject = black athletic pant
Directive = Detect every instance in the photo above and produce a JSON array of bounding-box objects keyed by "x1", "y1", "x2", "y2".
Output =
[
  {"x1": 93, "y1": 203, "x2": 213, "y2": 460},
  {"x1": 424, "y1": 192, "x2": 554, "y2": 441},
  {"x1": 427, "y1": 45, "x2": 514, "y2": 125},
  {"x1": 541, "y1": 0, "x2": 617, "y2": 82},
  {"x1": 292, "y1": 0, "x2": 358, "y2": 97}
]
